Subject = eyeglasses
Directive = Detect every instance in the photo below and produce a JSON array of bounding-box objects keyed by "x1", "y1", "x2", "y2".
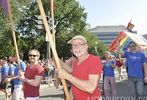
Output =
[
  {"x1": 72, "y1": 43, "x2": 86, "y2": 48},
  {"x1": 29, "y1": 54, "x2": 38, "y2": 57}
]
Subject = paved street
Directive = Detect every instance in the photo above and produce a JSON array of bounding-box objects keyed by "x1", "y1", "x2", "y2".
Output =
[
  {"x1": 40, "y1": 69, "x2": 130, "y2": 100},
  {"x1": 0, "y1": 68, "x2": 147, "y2": 100},
  {"x1": 40, "y1": 68, "x2": 147, "y2": 99},
  {"x1": 40, "y1": 85, "x2": 64, "y2": 100}
]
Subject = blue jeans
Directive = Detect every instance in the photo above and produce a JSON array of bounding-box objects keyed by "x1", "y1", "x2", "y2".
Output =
[{"x1": 128, "y1": 77, "x2": 144, "y2": 99}]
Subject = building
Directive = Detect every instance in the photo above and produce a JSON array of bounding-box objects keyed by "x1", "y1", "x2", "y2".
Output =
[
  {"x1": 143, "y1": 34, "x2": 147, "y2": 40},
  {"x1": 89, "y1": 25, "x2": 126, "y2": 47}
]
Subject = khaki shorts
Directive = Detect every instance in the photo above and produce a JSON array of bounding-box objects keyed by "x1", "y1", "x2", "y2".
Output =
[{"x1": 12, "y1": 84, "x2": 24, "y2": 100}]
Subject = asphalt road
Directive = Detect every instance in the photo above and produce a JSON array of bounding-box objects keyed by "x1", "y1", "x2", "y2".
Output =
[
  {"x1": 40, "y1": 85, "x2": 64, "y2": 100},
  {"x1": 0, "y1": 68, "x2": 147, "y2": 100}
]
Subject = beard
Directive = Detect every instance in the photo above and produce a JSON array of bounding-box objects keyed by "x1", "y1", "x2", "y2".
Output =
[{"x1": 73, "y1": 49, "x2": 87, "y2": 58}]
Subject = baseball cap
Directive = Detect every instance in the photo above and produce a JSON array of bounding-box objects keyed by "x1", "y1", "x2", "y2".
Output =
[
  {"x1": 104, "y1": 51, "x2": 111, "y2": 56},
  {"x1": 67, "y1": 35, "x2": 87, "y2": 44}
]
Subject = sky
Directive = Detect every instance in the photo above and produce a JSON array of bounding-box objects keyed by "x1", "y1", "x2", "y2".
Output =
[{"x1": 77, "y1": 0, "x2": 147, "y2": 35}]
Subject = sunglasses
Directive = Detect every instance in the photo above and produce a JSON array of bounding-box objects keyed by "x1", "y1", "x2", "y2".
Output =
[{"x1": 29, "y1": 54, "x2": 38, "y2": 57}]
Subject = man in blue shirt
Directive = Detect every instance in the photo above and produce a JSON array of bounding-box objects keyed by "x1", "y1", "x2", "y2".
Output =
[
  {"x1": 7, "y1": 58, "x2": 16, "y2": 94},
  {"x1": 6, "y1": 52, "x2": 26, "y2": 100},
  {"x1": 122, "y1": 42, "x2": 147, "y2": 99},
  {"x1": 0, "y1": 58, "x2": 9, "y2": 89}
]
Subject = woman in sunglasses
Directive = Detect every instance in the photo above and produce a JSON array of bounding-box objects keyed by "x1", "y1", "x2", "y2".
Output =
[{"x1": 20, "y1": 49, "x2": 44, "y2": 100}]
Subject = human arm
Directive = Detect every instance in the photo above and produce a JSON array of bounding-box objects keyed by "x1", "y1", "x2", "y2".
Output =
[
  {"x1": 59, "y1": 59, "x2": 73, "y2": 73},
  {"x1": 7, "y1": 63, "x2": 26, "y2": 82},
  {"x1": 6, "y1": 76, "x2": 20, "y2": 83},
  {"x1": 6, "y1": 70, "x2": 25, "y2": 82},
  {"x1": 19, "y1": 70, "x2": 43, "y2": 87},
  {"x1": 142, "y1": 53, "x2": 147, "y2": 83},
  {"x1": 69, "y1": 74, "x2": 100, "y2": 94},
  {"x1": 110, "y1": 60, "x2": 116, "y2": 69},
  {"x1": 118, "y1": 51, "x2": 125, "y2": 58},
  {"x1": 58, "y1": 69, "x2": 100, "y2": 94},
  {"x1": 58, "y1": 56, "x2": 102, "y2": 94},
  {"x1": 111, "y1": 63, "x2": 116, "y2": 69},
  {"x1": 23, "y1": 75, "x2": 43, "y2": 87},
  {"x1": 53, "y1": 58, "x2": 73, "y2": 88},
  {"x1": 20, "y1": 64, "x2": 44, "y2": 87},
  {"x1": 143, "y1": 63, "x2": 147, "y2": 83}
]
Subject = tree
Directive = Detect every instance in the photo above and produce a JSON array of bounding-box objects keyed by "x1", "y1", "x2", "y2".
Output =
[
  {"x1": 81, "y1": 31, "x2": 107, "y2": 57},
  {"x1": 0, "y1": 0, "x2": 30, "y2": 58},
  {"x1": 0, "y1": 0, "x2": 107, "y2": 59},
  {"x1": 16, "y1": 0, "x2": 89, "y2": 58}
]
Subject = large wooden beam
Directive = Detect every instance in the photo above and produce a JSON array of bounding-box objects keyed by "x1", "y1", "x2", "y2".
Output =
[{"x1": 37, "y1": 0, "x2": 71, "y2": 99}]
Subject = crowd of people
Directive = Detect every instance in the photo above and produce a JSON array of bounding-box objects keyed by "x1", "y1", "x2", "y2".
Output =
[
  {"x1": 102, "y1": 41, "x2": 147, "y2": 100},
  {"x1": 0, "y1": 35, "x2": 147, "y2": 100},
  {"x1": 0, "y1": 50, "x2": 55, "y2": 100}
]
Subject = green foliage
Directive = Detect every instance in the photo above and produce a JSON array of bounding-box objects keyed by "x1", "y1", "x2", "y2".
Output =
[
  {"x1": 0, "y1": 0, "x2": 107, "y2": 59},
  {"x1": 16, "y1": 0, "x2": 88, "y2": 58},
  {"x1": 81, "y1": 31, "x2": 107, "y2": 57},
  {"x1": 0, "y1": 30, "x2": 15, "y2": 58},
  {"x1": 0, "y1": 0, "x2": 30, "y2": 58}
]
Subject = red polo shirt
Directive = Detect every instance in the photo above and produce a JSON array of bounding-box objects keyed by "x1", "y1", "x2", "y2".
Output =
[
  {"x1": 24, "y1": 64, "x2": 44, "y2": 98},
  {"x1": 72, "y1": 54, "x2": 102, "y2": 100}
]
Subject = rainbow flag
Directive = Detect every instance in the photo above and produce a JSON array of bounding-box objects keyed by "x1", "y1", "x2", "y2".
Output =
[
  {"x1": 0, "y1": 0, "x2": 8, "y2": 15},
  {"x1": 119, "y1": 38, "x2": 132, "y2": 51},
  {"x1": 109, "y1": 31, "x2": 133, "y2": 52}
]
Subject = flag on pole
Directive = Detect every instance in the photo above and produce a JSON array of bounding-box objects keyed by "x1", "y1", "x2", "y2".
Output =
[
  {"x1": 109, "y1": 31, "x2": 134, "y2": 52},
  {"x1": 0, "y1": 0, "x2": 8, "y2": 15},
  {"x1": 109, "y1": 32, "x2": 126, "y2": 52}
]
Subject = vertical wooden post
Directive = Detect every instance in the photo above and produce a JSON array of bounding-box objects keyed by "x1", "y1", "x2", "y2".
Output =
[
  {"x1": 50, "y1": 0, "x2": 55, "y2": 46},
  {"x1": 7, "y1": 0, "x2": 20, "y2": 68},
  {"x1": 37, "y1": 0, "x2": 71, "y2": 99}
]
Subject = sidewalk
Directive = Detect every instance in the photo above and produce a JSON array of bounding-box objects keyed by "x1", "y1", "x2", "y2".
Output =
[{"x1": 40, "y1": 85, "x2": 64, "y2": 100}]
